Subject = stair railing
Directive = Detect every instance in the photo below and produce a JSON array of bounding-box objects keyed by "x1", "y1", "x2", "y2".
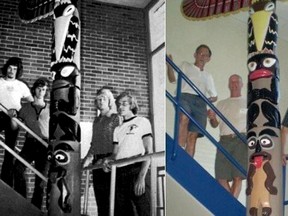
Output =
[
  {"x1": 166, "y1": 55, "x2": 247, "y2": 176},
  {"x1": 0, "y1": 103, "x2": 49, "y2": 183},
  {"x1": 167, "y1": 55, "x2": 288, "y2": 209},
  {"x1": 0, "y1": 103, "x2": 49, "y2": 148},
  {"x1": 82, "y1": 151, "x2": 165, "y2": 216},
  {"x1": 0, "y1": 137, "x2": 47, "y2": 182}
]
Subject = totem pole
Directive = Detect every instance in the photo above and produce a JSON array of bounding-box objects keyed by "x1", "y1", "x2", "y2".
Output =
[
  {"x1": 246, "y1": 0, "x2": 282, "y2": 215},
  {"x1": 47, "y1": 0, "x2": 81, "y2": 215},
  {"x1": 19, "y1": 0, "x2": 81, "y2": 215}
]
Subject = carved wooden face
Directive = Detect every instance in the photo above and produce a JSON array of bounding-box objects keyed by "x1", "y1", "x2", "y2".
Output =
[
  {"x1": 247, "y1": 127, "x2": 279, "y2": 165},
  {"x1": 47, "y1": 141, "x2": 80, "y2": 213},
  {"x1": 247, "y1": 53, "x2": 278, "y2": 81}
]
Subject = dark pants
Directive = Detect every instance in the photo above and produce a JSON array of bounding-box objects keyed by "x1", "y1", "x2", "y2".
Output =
[
  {"x1": 0, "y1": 112, "x2": 19, "y2": 186},
  {"x1": 114, "y1": 162, "x2": 150, "y2": 216},
  {"x1": 93, "y1": 168, "x2": 111, "y2": 216},
  {"x1": 13, "y1": 137, "x2": 48, "y2": 209},
  {"x1": 92, "y1": 154, "x2": 112, "y2": 216}
]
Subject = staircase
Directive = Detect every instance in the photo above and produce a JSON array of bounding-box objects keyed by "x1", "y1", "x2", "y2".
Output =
[
  {"x1": 166, "y1": 55, "x2": 249, "y2": 215},
  {"x1": 0, "y1": 180, "x2": 44, "y2": 216},
  {"x1": 166, "y1": 134, "x2": 245, "y2": 215}
]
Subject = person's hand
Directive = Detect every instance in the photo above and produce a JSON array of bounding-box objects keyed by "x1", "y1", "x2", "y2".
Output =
[
  {"x1": 134, "y1": 175, "x2": 146, "y2": 196},
  {"x1": 7, "y1": 109, "x2": 17, "y2": 118},
  {"x1": 207, "y1": 109, "x2": 216, "y2": 120},
  {"x1": 102, "y1": 157, "x2": 113, "y2": 173},
  {"x1": 40, "y1": 179, "x2": 47, "y2": 188}
]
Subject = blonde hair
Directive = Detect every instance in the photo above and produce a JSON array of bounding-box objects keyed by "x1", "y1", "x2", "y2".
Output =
[{"x1": 95, "y1": 88, "x2": 117, "y2": 112}]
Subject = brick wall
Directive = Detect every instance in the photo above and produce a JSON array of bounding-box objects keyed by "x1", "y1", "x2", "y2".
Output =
[{"x1": 0, "y1": 0, "x2": 150, "y2": 214}]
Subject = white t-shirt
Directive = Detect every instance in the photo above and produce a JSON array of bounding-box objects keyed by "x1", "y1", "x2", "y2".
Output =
[
  {"x1": 113, "y1": 116, "x2": 152, "y2": 160},
  {"x1": 180, "y1": 62, "x2": 217, "y2": 98},
  {"x1": 216, "y1": 97, "x2": 247, "y2": 135},
  {"x1": 0, "y1": 78, "x2": 31, "y2": 111}
]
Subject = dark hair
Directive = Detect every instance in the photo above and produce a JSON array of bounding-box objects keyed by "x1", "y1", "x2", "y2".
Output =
[
  {"x1": 31, "y1": 77, "x2": 50, "y2": 97},
  {"x1": 116, "y1": 91, "x2": 139, "y2": 115},
  {"x1": 195, "y1": 44, "x2": 212, "y2": 57},
  {"x1": 1, "y1": 57, "x2": 23, "y2": 79}
]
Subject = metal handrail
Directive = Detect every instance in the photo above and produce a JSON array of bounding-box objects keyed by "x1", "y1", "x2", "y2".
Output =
[
  {"x1": 82, "y1": 151, "x2": 165, "y2": 216},
  {"x1": 0, "y1": 103, "x2": 49, "y2": 148},
  {"x1": 0, "y1": 103, "x2": 49, "y2": 182},
  {"x1": 83, "y1": 151, "x2": 164, "y2": 172},
  {"x1": 0, "y1": 138, "x2": 47, "y2": 182},
  {"x1": 166, "y1": 55, "x2": 247, "y2": 177},
  {"x1": 166, "y1": 55, "x2": 246, "y2": 145}
]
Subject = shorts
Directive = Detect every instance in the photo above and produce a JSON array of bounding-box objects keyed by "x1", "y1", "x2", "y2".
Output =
[
  {"x1": 179, "y1": 93, "x2": 207, "y2": 137},
  {"x1": 215, "y1": 134, "x2": 247, "y2": 181}
]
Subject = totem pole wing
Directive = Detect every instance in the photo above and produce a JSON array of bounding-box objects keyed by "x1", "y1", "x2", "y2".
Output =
[
  {"x1": 18, "y1": 0, "x2": 55, "y2": 23},
  {"x1": 181, "y1": 0, "x2": 250, "y2": 20}
]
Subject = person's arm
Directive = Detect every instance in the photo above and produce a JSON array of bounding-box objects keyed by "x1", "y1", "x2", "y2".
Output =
[
  {"x1": 82, "y1": 146, "x2": 94, "y2": 168},
  {"x1": 167, "y1": 54, "x2": 176, "y2": 83},
  {"x1": 102, "y1": 144, "x2": 119, "y2": 172},
  {"x1": 207, "y1": 109, "x2": 219, "y2": 128},
  {"x1": 134, "y1": 135, "x2": 153, "y2": 196},
  {"x1": 22, "y1": 95, "x2": 34, "y2": 103},
  {"x1": 207, "y1": 74, "x2": 218, "y2": 103},
  {"x1": 21, "y1": 81, "x2": 34, "y2": 103},
  {"x1": 209, "y1": 96, "x2": 218, "y2": 103}
]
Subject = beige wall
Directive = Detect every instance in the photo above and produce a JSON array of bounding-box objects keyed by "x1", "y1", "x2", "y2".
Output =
[{"x1": 166, "y1": 0, "x2": 288, "y2": 211}]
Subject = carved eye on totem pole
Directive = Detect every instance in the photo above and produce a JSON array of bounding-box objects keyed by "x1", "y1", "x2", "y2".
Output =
[
  {"x1": 54, "y1": 3, "x2": 75, "y2": 19},
  {"x1": 249, "y1": 1, "x2": 275, "y2": 15},
  {"x1": 47, "y1": 148, "x2": 71, "y2": 166},
  {"x1": 247, "y1": 53, "x2": 278, "y2": 81},
  {"x1": 248, "y1": 134, "x2": 274, "y2": 152},
  {"x1": 247, "y1": 128, "x2": 278, "y2": 153}
]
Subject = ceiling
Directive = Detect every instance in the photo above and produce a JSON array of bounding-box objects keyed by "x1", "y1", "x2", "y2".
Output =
[
  {"x1": 93, "y1": 0, "x2": 153, "y2": 8},
  {"x1": 93, "y1": 0, "x2": 288, "y2": 41}
]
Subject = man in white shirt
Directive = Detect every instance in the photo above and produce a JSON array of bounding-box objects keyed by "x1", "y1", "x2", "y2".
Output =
[
  {"x1": 208, "y1": 74, "x2": 247, "y2": 198},
  {"x1": 168, "y1": 44, "x2": 218, "y2": 157},
  {"x1": 104, "y1": 91, "x2": 153, "y2": 216},
  {"x1": 0, "y1": 57, "x2": 33, "y2": 186}
]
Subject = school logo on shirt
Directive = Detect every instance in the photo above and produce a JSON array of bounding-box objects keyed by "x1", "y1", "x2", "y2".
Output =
[
  {"x1": 6, "y1": 85, "x2": 14, "y2": 92},
  {"x1": 127, "y1": 124, "x2": 138, "y2": 135}
]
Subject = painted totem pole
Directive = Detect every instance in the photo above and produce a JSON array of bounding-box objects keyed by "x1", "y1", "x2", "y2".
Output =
[
  {"x1": 47, "y1": 0, "x2": 81, "y2": 215},
  {"x1": 246, "y1": 0, "x2": 282, "y2": 215},
  {"x1": 19, "y1": 0, "x2": 81, "y2": 215}
]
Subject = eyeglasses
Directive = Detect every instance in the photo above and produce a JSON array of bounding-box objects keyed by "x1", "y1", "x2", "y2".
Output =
[
  {"x1": 196, "y1": 52, "x2": 210, "y2": 58},
  {"x1": 116, "y1": 101, "x2": 130, "y2": 107}
]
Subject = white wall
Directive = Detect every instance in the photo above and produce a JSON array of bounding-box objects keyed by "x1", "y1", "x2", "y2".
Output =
[{"x1": 166, "y1": 0, "x2": 288, "y2": 210}]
